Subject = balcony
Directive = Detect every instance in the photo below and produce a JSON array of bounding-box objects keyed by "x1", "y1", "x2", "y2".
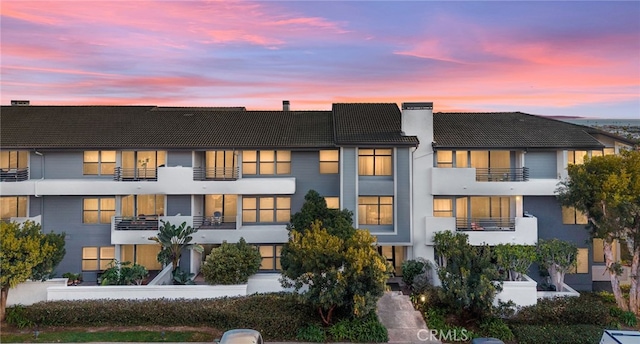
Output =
[
  {"x1": 193, "y1": 215, "x2": 237, "y2": 230},
  {"x1": 193, "y1": 167, "x2": 239, "y2": 181},
  {"x1": 425, "y1": 216, "x2": 537, "y2": 246},
  {"x1": 113, "y1": 167, "x2": 157, "y2": 181},
  {"x1": 114, "y1": 215, "x2": 159, "y2": 231},
  {"x1": 1, "y1": 167, "x2": 29, "y2": 182},
  {"x1": 475, "y1": 168, "x2": 529, "y2": 182}
]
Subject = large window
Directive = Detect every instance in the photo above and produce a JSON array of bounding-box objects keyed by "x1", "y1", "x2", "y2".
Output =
[
  {"x1": 83, "y1": 151, "x2": 116, "y2": 175},
  {"x1": 82, "y1": 246, "x2": 115, "y2": 271},
  {"x1": 0, "y1": 196, "x2": 27, "y2": 220},
  {"x1": 242, "y1": 196, "x2": 290, "y2": 223},
  {"x1": 121, "y1": 151, "x2": 166, "y2": 179},
  {"x1": 121, "y1": 244, "x2": 163, "y2": 270},
  {"x1": 433, "y1": 198, "x2": 453, "y2": 217},
  {"x1": 0, "y1": 151, "x2": 28, "y2": 170},
  {"x1": 359, "y1": 149, "x2": 392, "y2": 176},
  {"x1": 204, "y1": 194, "x2": 237, "y2": 222},
  {"x1": 358, "y1": 196, "x2": 393, "y2": 225},
  {"x1": 319, "y1": 150, "x2": 339, "y2": 174},
  {"x1": 562, "y1": 206, "x2": 588, "y2": 225},
  {"x1": 242, "y1": 150, "x2": 291, "y2": 175},
  {"x1": 570, "y1": 248, "x2": 589, "y2": 274},
  {"x1": 258, "y1": 245, "x2": 283, "y2": 271},
  {"x1": 436, "y1": 150, "x2": 510, "y2": 168},
  {"x1": 121, "y1": 194, "x2": 165, "y2": 217},
  {"x1": 206, "y1": 150, "x2": 237, "y2": 179},
  {"x1": 83, "y1": 198, "x2": 116, "y2": 224}
]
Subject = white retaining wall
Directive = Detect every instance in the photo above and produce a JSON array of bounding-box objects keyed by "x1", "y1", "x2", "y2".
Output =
[
  {"x1": 46, "y1": 284, "x2": 247, "y2": 301},
  {"x1": 494, "y1": 274, "x2": 538, "y2": 307},
  {"x1": 6, "y1": 278, "x2": 67, "y2": 306}
]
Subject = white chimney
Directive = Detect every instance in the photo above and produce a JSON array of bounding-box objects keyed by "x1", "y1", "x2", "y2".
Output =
[{"x1": 283, "y1": 100, "x2": 290, "y2": 111}]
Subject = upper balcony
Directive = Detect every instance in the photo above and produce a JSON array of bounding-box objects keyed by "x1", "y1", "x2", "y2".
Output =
[
  {"x1": 192, "y1": 167, "x2": 239, "y2": 181},
  {"x1": 0, "y1": 166, "x2": 295, "y2": 196},
  {"x1": 425, "y1": 215, "x2": 537, "y2": 246},
  {"x1": 0, "y1": 167, "x2": 29, "y2": 182},
  {"x1": 432, "y1": 167, "x2": 559, "y2": 196}
]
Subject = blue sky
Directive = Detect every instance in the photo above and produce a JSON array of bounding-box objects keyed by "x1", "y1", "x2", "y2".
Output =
[{"x1": 1, "y1": 1, "x2": 639, "y2": 118}]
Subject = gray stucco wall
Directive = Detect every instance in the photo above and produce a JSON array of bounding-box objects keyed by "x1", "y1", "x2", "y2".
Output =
[
  {"x1": 341, "y1": 148, "x2": 357, "y2": 215},
  {"x1": 41, "y1": 195, "x2": 112, "y2": 283},
  {"x1": 290, "y1": 151, "x2": 340, "y2": 214},
  {"x1": 167, "y1": 151, "x2": 192, "y2": 167},
  {"x1": 523, "y1": 196, "x2": 593, "y2": 291}
]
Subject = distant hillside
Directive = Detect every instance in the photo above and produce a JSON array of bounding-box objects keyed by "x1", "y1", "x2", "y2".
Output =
[{"x1": 550, "y1": 117, "x2": 640, "y2": 143}]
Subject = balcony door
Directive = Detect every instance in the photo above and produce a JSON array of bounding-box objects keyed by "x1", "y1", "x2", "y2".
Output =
[
  {"x1": 121, "y1": 194, "x2": 165, "y2": 217},
  {"x1": 205, "y1": 151, "x2": 237, "y2": 179},
  {"x1": 204, "y1": 194, "x2": 237, "y2": 223},
  {"x1": 121, "y1": 151, "x2": 166, "y2": 180}
]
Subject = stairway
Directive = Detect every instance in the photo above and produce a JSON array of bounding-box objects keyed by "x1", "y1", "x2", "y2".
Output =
[{"x1": 376, "y1": 291, "x2": 441, "y2": 344}]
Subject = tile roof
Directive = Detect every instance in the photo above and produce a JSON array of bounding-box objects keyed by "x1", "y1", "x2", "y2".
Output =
[
  {"x1": 433, "y1": 112, "x2": 606, "y2": 149},
  {"x1": 0, "y1": 106, "x2": 336, "y2": 149},
  {"x1": 332, "y1": 103, "x2": 419, "y2": 146}
]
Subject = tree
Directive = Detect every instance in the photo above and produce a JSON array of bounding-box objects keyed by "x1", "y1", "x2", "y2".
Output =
[
  {"x1": 100, "y1": 260, "x2": 148, "y2": 285},
  {"x1": 0, "y1": 221, "x2": 55, "y2": 321},
  {"x1": 281, "y1": 221, "x2": 390, "y2": 326},
  {"x1": 31, "y1": 231, "x2": 66, "y2": 281},
  {"x1": 494, "y1": 244, "x2": 537, "y2": 282},
  {"x1": 536, "y1": 239, "x2": 577, "y2": 292},
  {"x1": 281, "y1": 190, "x2": 391, "y2": 326},
  {"x1": 148, "y1": 221, "x2": 203, "y2": 272},
  {"x1": 201, "y1": 237, "x2": 262, "y2": 285},
  {"x1": 556, "y1": 150, "x2": 640, "y2": 313},
  {"x1": 433, "y1": 231, "x2": 501, "y2": 319}
]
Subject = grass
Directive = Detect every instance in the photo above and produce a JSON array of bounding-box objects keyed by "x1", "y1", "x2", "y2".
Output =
[{"x1": 1, "y1": 328, "x2": 217, "y2": 343}]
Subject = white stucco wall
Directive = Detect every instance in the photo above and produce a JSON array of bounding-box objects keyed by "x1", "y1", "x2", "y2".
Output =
[{"x1": 6, "y1": 278, "x2": 67, "y2": 306}]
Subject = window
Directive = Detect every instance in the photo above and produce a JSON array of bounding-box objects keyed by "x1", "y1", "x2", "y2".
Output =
[
  {"x1": 242, "y1": 196, "x2": 290, "y2": 223},
  {"x1": 568, "y1": 150, "x2": 588, "y2": 165},
  {"x1": 433, "y1": 198, "x2": 453, "y2": 217},
  {"x1": 571, "y1": 248, "x2": 589, "y2": 274},
  {"x1": 205, "y1": 150, "x2": 237, "y2": 179},
  {"x1": 83, "y1": 151, "x2": 116, "y2": 175},
  {"x1": 1, "y1": 196, "x2": 27, "y2": 220},
  {"x1": 82, "y1": 246, "x2": 115, "y2": 271},
  {"x1": 436, "y1": 151, "x2": 453, "y2": 168},
  {"x1": 121, "y1": 151, "x2": 166, "y2": 180},
  {"x1": 121, "y1": 194, "x2": 165, "y2": 217},
  {"x1": 205, "y1": 194, "x2": 237, "y2": 222},
  {"x1": 604, "y1": 148, "x2": 615, "y2": 156},
  {"x1": 121, "y1": 244, "x2": 162, "y2": 270},
  {"x1": 258, "y1": 245, "x2": 283, "y2": 271},
  {"x1": 358, "y1": 196, "x2": 393, "y2": 225},
  {"x1": 0, "y1": 151, "x2": 28, "y2": 170},
  {"x1": 83, "y1": 198, "x2": 116, "y2": 224},
  {"x1": 562, "y1": 206, "x2": 588, "y2": 225},
  {"x1": 359, "y1": 149, "x2": 392, "y2": 176},
  {"x1": 319, "y1": 150, "x2": 339, "y2": 174},
  {"x1": 324, "y1": 197, "x2": 340, "y2": 209},
  {"x1": 242, "y1": 150, "x2": 291, "y2": 175}
]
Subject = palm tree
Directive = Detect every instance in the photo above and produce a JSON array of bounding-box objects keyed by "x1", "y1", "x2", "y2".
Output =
[{"x1": 148, "y1": 221, "x2": 203, "y2": 272}]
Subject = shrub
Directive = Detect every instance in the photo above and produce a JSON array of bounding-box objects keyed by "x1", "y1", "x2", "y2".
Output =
[
  {"x1": 100, "y1": 260, "x2": 148, "y2": 285},
  {"x1": 510, "y1": 324, "x2": 604, "y2": 344},
  {"x1": 296, "y1": 324, "x2": 326, "y2": 342},
  {"x1": 478, "y1": 317, "x2": 514, "y2": 341},
  {"x1": 327, "y1": 313, "x2": 388, "y2": 342},
  {"x1": 201, "y1": 237, "x2": 261, "y2": 285},
  {"x1": 401, "y1": 258, "x2": 433, "y2": 292},
  {"x1": 5, "y1": 305, "x2": 34, "y2": 329},
  {"x1": 510, "y1": 294, "x2": 612, "y2": 326},
  {"x1": 494, "y1": 244, "x2": 536, "y2": 281}
]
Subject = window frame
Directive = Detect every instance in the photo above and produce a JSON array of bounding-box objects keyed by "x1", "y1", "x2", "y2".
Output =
[
  {"x1": 258, "y1": 244, "x2": 283, "y2": 271},
  {"x1": 561, "y1": 206, "x2": 588, "y2": 225},
  {"x1": 319, "y1": 150, "x2": 339, "y2": 174},
  {"x1": 358, "y1": 196, "x2": 393, "y2": 225},
  {"x1": 242, "y1": 196, "x2": 291, "y2": 224},
  {"x1": 83, "y1": 197, "x2": 116, "y2": 224},
  {"x1": 242, "y1": 150, "x2": 291, "y2": 175},
  {"x1": 82, "y1": 246, "x2": 115, "y2": 271},
  {"x1": 358, "y1": 148, "x2": 392, "y2": 176},
  {"x1": 0, "y1": 196, "x2": 27, "y2": 220},
  {"x1": 83, "y1": 151, "x2": 116, "y2": 176}
]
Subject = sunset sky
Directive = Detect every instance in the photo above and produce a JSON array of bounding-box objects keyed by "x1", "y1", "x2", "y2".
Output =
[{"x1": 1, "y1": 1, "x2": 639, "y2": 118}]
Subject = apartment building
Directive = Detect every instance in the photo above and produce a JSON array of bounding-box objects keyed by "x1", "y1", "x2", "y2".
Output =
[
  {"x1": 0, "y1": 102, "x2": 417, "y2": 283},
  {"x1": 1, "y1": 101, "x2": 634, "y2": 290}
]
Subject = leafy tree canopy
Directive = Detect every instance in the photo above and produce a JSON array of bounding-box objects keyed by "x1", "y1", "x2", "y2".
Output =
[
  {"x1": 288, "y1": 190, "x2": 355, "y2": 240},
  {"x1": 148, "y1": 221, "x2": 203, "y2": 271}
]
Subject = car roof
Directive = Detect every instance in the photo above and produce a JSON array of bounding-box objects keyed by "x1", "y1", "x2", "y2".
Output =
[{"x1": 220, "y1": 329, "x2": 262, "y2": 344}]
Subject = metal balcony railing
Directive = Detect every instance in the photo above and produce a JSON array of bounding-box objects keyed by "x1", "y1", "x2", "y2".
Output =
[
  {"x1": 456, "y1": 217, "x2": 515, "y2": 231},
  {"x1": 475, "y1": 167, "x2": 529, "y2": 182},
  {"x1": 193, "y1": 215, "x2": 237, "y2": 229},
  {"x1": 114, "y1": 215, "x2": 160, "y2": 231},
  {"x1": 193, "y1": 167, "x2": 239, "y2": 181},
  {"x1": 113, "y1": 167, "x2": 158, "y2": 181},
  {"x1": 0, "y1": 167, "x2": 29, "y2": 182}
]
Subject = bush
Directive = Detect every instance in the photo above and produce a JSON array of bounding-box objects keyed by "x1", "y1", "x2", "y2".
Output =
[
  {"x1": 510, "y1": 324, "x2": 604, "y2": 344},
  {"x1": 510, "y1": 294, "x2": 612, "y2": 326},
  {"x1": 14, "y1": 293, "x2": 318, "y2": 340},
  {"x1": 201, "y1": 237, "x2": 261, "y2": 285},
  {"x1": 100, "y1": 261, "x2": 148, "y2": 285},
  {"x1": 478, "y1": 317, "x2": 514, "y2": 341},
  {"x1": 401, "y1": 258, "x2": 433, "y2": 292},
  {"x1": 5, "y1": 305, "x2": 34, "y2": 329},
  {"x1": 327, "y1": 313, "x2": 388, "y2": 342},
  {"x1": 296, "y1": 324, "x2": 326, "y2": 342}
]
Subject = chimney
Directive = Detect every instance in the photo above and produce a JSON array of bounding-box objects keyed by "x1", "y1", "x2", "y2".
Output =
[
  {"x1": 401, "y1": 101, "x2": 433, "y2": 142},
  {"x1": 283, "y1": 100, "x2": 290, "y2": 111},
  {"x1": 11, "y1": 100, "x2": 30, "y2": 106}
]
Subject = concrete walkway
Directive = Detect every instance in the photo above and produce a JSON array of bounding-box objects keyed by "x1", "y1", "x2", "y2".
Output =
[{"x1": 376, "y1": 291, "x2": 441, "y2": 344}]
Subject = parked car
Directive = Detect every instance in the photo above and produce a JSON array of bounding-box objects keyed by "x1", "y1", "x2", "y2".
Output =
[{"x1": 217, "y1": 329, "x2": 263, "y2": 344}]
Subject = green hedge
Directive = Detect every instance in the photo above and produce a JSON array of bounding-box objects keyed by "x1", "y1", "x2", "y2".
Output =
[
  {"x1": 509, "y1": 294, "x2": 613, "y2": 326},
  {"x1": 9, "y1": 293, "x2": 317, "y2": 340},
  {"x1": 510, "y1": 324, "x2": 605, "y2": 344}
]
